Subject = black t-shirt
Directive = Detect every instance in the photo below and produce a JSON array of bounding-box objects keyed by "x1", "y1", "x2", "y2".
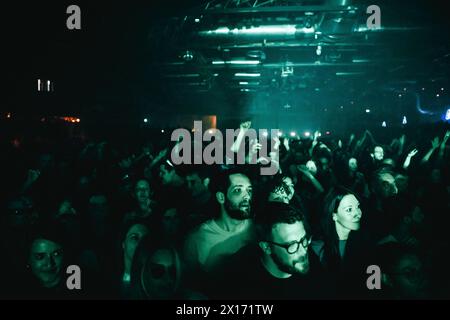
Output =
[{"x1": 208, "y1": 244, "x2": 333, "y2": 300}]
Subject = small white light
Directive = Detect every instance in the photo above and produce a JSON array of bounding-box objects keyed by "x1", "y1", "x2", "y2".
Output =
[
  {"x1": 402, "y1": 116, "x2": 407, "y2": 125},
  {"x1": 144, "y1": 118, "x2": 148, "y2": 123},
  {"x1": 208, "y1": 130, "x2": 213, "y2": 134},
  {"x1": 38, "y1": 79, "x2": 41, "y2": 91},
  {"x1": 277, "y1": 131, "x2": 283, "y2": 137},
  {"x1": 262, "y1": 131, "x2": 268, "y2": 137},
  {"x1": 290, "y1": 131, "x2": 296, "y2": 137},
  {"x1": 366, "y1": 109, "x2": 370, "y2": 113},
  {"x1": 195, "y1": 18, "x2": 200, "y2": 23},
  {"x1": 382, "y1": 121, "x2": 387, "y2": 127},
  {"x1": 304, "y1": 131, "x2": 311, "y2": 137},
  {"x1": 436, "y1": 94, "x2": 440, "y2": 97},
  {"x1": 161, "y1": 129, "x2": 165, "y2": 133},
  {"x1": 441, "y1": 88, "x2": 444, "y2": 91},
  {"x1": 398, "y1": 94, "x2": 402, "y2": 98}
]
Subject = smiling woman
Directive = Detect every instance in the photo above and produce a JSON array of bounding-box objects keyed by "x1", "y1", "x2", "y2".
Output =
[
  {"x1": 311, "y1": 186, "x2": 374, "y2": 298},
  {"x1": 14, "y1": 224, "x2": 75, "y2": 299}
]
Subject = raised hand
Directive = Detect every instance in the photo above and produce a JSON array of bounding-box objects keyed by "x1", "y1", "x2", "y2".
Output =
[
  {"x1": 431, "y1": 137, "x2": 440, "y2": 149},
  {"x1": 240, "y1": 120, "x2": 252, "y2": 131},
  {"x1": 408, "y1": 148, "x2": 418, "y2": 158},
  {"x1": 250, "y1": 139, "x2": 262, "y2": 154},
  {"x1": 443, "y1": 130, "x2": 450, "y2": 144}
]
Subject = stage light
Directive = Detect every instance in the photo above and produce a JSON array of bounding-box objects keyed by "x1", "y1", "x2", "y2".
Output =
[
  {"x1": 398, "y1": 94, "x2": 402, "y2": 98},
  {"x1": 290, "y1": 131, "x2": 296, "y2": 137},
  {"x1": 144, "y1": 118, "x2": 148, "y2": 123},
  {"x1": 277, "y1": 131, "x2": 283, "y2": 137},
  {"x1": 382, "y1": 121, "x2": 387, "y2": 127},
  {"x1": 402, "y1": 116, "x2": 407, "y2": 125},
  {"x1": 194, "y1": 18, "x2": 200, "y2": 23},
  {"x1": 316, "y1": 45, "x2": 322, "y2": 56},
  {"x1": 304, "y1": 131, "x2": 311, "y2": 137},
  {"x1": 235, "y1": 73, "x2": 261, "y2": 77},
  {"x1": 366, "y1": 109, "x2": 371, "y2": 113},
  {"x1": 436, "y1": 94, "x2": 440, "y2": 97},
  {"x1": 445, "y1": 109, "x2": 450, "y2": 121},
  {"x1": 326, "y1": 131, "x2": 331, "y2": 135},
  {"x1": 161, "y1": 129, "x2": 165, "y2": 133}
]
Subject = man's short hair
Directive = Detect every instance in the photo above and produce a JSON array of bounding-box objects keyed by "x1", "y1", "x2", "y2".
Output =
[
  {"x1": 255, "y1": 202, "x2": 309, "y2": 241},
  {"x1": 209, "y1": 168, "x2": 249, "y2": 195}
]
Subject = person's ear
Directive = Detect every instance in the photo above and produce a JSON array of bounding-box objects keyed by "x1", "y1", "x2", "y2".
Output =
[
  {"x1": 259, "y1": 241, "x2": 271, "y2": 255},
  {"x1": 203, "y1": 177, "x2": 210, "y2": 189},
  {"x1": 381, "y1": 273, "x2": 393, "y2": 288},
  {"x1": 216, "y1": 192, "x2": 225, "y2": 205},
  {"x1": 332, "y1": 213, "x2": 338, "y2": 222}
]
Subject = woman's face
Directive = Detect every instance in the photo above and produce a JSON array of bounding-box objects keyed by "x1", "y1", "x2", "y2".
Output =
[
  {"x1": 123, "y1": 224, "x2": 149, "y2": 265},
  {"x1": 142, "y1": 249, "x2": 177, "y2": 299},
  {"x1": 29, "y1": 239, "x2": 64, "y2": 288},
  {"x1": 333, "y1": 194, "x2": 362, "y2": 231}
]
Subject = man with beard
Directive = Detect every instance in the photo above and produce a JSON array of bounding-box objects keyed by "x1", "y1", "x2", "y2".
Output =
[
  {"x1": 209, "y1": 202, "x2": 330, "y2": 299},
  {"x1": 182, "y1": 170, "x2": 255, "y2": 274}
]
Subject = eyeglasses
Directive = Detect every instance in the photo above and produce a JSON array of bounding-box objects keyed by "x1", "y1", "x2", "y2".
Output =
[
  {"x1": 149, "y1": 263, "x2": 176, "y2": 279},
  {"x1": 265, "y1": 235, "x2": 311, "y2": 254}
]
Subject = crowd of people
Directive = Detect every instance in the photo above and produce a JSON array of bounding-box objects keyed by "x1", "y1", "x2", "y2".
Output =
[{"x1": 1, "y1": 119, "x2": 449, "y2": 299}]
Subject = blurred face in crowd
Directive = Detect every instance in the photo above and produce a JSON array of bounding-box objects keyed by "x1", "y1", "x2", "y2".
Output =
[
  {"x1": 267, "y1": 221, "x2": 310, "y2": 276},
  {"x1": 123, "y1": 224, "x2": 149, "y2": 268},
  {"x1": 185, "y1": 173, "x2": 207, "y2": 198},
  {"x1": 142, "y1": 249, "x2": 178, "y2": 299},
  {"x1": 88, "y1": 195, "x2": 109, "y2": 221},
  {"x1": 305, "y1": 160, "x2": 317, "y2": 176},
  {"x1": 405, "y1": 206, "x2": 425, "y2": 234},
  {"x1": 29, "y1": 239, "x2": 64, "y2": 288},
  {"x1": 348, "y1": 158, "x2": 358, "y2": 172},
  {"x1": 376, "y1": 172, "x2": 398, "y2": 198},
  {"x1": 333, "y1": 194, "x2": 362, "y2": 231},
  {"x1": 395, "y1": 174, "x2": 409, "y2": 194},
  {"x1": 318, "y1": 157, "x2": 330, "y2": 171},
  {"x1": 159, "y1": 164, "x2": 182, "y2": 186},
  {"x1": 374, "y1": 146, "x2": 384, "y2": 161},
  {"x1": 388, "y1": 254, "x2": 429, "y2": 299},
  {"x1": 6, "y1": 197, "x2": 37, "y2": 228},
  {"x1": 161, "y1": 208, "x2": 181, "y2": 237},
  {"x1": 135, "y1": 180, "x2": 151, "y2": 204},
  {"x1": 219, "y1": 173, "x2": 252, "y2": 220}
]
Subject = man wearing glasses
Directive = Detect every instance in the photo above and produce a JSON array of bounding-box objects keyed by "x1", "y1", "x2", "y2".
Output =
[
  {"x1": 209, "y1": 202, "x2": 329, "y2": 299},
  {"x1": 257, "y1": 202, "x2": 311, "y2": 278}
]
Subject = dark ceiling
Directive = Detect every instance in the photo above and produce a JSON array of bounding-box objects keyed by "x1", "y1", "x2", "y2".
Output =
[{"x1": 4, "y1": 0, "x2": 450, "y2": 129}]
